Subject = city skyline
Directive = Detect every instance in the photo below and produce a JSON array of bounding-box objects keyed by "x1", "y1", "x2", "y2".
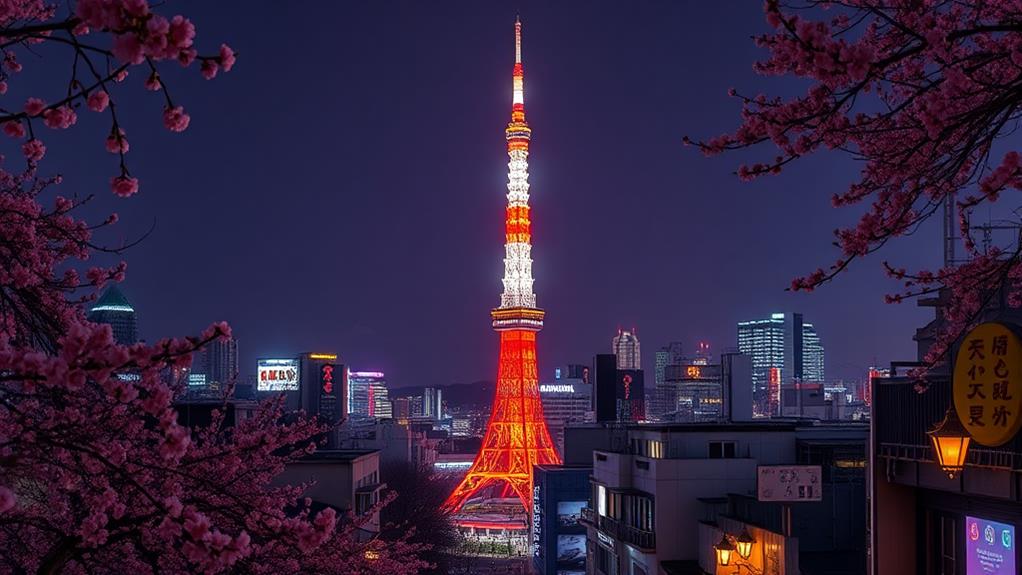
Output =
[{"x1": 69, "y1": 2, "x2": 933, "y2": 388}]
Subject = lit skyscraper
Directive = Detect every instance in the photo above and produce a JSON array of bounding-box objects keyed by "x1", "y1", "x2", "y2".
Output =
[
  {"x1": 347, "y1": 371, "x2": 392, "y2": 420},
  {"x1": 87, "y1": 285, "x2": 139, "y2": 345},
  {"x1": 802, "y1": 322, "x2": 825, "y2": 383},
  {"x1": 651, "y1": 341, "x2": 684, "y2": 420},
  {"x1": 737, "y1": 312, "x2": 826, "y2": 416},
  {"x1": 194, "y1": 337, "x2": 238, "y2": 388},
  {"x1": 613, "y1": 329, "x2": 641, "y2": 369}
]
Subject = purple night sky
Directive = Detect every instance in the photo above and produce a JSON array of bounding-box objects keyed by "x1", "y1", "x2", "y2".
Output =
[{"x1": 51, "y1": 2, "x2": 938, "y2": 387}]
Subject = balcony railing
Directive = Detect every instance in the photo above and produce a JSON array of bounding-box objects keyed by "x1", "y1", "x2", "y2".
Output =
[
  {"x1": 875, "y1": 377, "x2": 1022, "y2": 470},
  {"x1": 596, "y1": 515, "x2": 656, "y2": 551}
]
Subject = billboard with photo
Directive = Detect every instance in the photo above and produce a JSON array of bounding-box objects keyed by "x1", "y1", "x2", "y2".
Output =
[
  {"x1": 257, "y1": 358, "x2": 299, "y2": 392},
  {"x1": 557, "y1": 501, "x2": 586, "y2": 528},
  {"x1": 966, "y1": 516, "x2": 1016, "y2": 575},
  {"x1": 556, "y1": 534, "x2": 585, "y2": 568}
]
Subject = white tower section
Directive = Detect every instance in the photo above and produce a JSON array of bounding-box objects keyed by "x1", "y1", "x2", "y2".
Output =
[{"x1": 499, "y1": 16, "x2": 537, "y2": 311}]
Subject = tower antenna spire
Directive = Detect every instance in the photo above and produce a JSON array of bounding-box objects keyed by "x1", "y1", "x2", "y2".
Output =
[{"x1": 515, "y1": 13, "x2": 522, "y2": 64}]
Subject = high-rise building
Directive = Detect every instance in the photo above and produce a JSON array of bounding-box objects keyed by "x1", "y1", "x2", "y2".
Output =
[
  {"x1": 348, "y1": 371, "x2": 392, "y2": 420},
  {"x1": 652, "y1": 342, "x2": 684, "y2": 420},
  {"x1": 193, "y1": 337, "x2": 238, "y2": 389},
  {"x1": 392, "y1": 397, "x2": 412, "y2": 424},
  {"x1": 445, "y1": 17, "x2": 561, "y2": 514},
  {"x1": 593, "y1": 354, "x2": 618, "y2": 423},
  {"x1": 802, "y1": 322, "x2": 825, "y2": 383},
  {"x1": 298, "y1": 353, "x2": 346, "y2": 446},
  {"x1": 737, "y1": 312, "x2": 826, "y2": 417},
  {"x1": 663, "y1": 362, "x2": 722, "y2": 422},
  {"x1": 612, "y1": 329, "x2": 641, "y2": 369},
  {"x1": 421, "y1": 387, "x2": 443, "y2": 420},
  {"x1": 539, "y1": 367, "x2": 593, "y2": 455},
  {"x1": 87, "y1": 285, "x2": 139, "y2": 345}
]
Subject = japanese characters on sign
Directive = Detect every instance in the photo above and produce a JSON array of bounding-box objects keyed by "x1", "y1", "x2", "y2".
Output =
[
  {"x1": 256, "y1": 358, "x2": 299, "y2": 392},
  {"x1": 757, "y1": 465, "x2": 823, "y2": 502},
  {"x1": 953, "y1": 323, "x2": 1022, "y2": 446}
]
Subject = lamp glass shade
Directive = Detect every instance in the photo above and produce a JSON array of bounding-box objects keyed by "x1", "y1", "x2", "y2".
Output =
[
  {"x1": 736, "y1": 528, "x2": 755, "y2": 559},
  {"x1": 927, "y1": 408, "x2": 971, "y2": 478},
  {"x1": 714, "y1": 533, "x2": 735, "y2": 566}
]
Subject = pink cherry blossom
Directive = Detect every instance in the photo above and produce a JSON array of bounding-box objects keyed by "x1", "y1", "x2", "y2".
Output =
[
  {"x1": 219, "y1": 44, "x2": 236, "y2": 72},
  {"x1": 144, "y1": 72, "x2": 161, "y2": 91},
  {"x1": 109, "y1": 175, "x2": 139, "y2": 197},
  {"x1": 112, "y1": 32, "x2": 144, "y2": 64},
  {"x1": 24, "y1": 97, "x2": 45, "y2": 116},
  {"x1": 162, "y1": 105, "x2": 190, "y2": 132},
  {"x1": 87, "y1": 90, "x2": 109, "y2": 112},
  {"x1": 105, "y1": 129, "x2": 129, "y2": 154},
  {"x1": 21, "y1": 139, "x2": 45, "y2": 162},
  {"x1": 3, "y1": 121, "x2": 25, "y2": 139},
  {"x1": 201, "y1": 59, "x2": 218, "y2": 80},
  {"x1": 42, "y1": 106, "x2": 77, "y2": 129}
]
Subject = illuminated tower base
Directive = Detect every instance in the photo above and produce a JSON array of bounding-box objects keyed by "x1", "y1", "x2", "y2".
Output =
[{"x1": 445, "y1": 314, "x2": 560, "y2": 512}]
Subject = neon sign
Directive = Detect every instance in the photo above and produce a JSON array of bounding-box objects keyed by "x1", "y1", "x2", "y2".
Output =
[{"x1": 540, "y1": 384, "x2": 575, "y2": 393}]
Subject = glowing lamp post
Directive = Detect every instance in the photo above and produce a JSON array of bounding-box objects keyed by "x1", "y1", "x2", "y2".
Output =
[
  {"x1": 736, "y1": 527, "x2": 755, "y2": 560},
  {"x1": 715, "y1": 533, "x2": 736, "y2": 567},
  {"x1": 928, "y1": 407, "x2": 971, "y2": 479}
]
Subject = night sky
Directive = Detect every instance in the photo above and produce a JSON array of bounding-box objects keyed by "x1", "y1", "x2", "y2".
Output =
[{"x1": 47, "y1": 2, "x2": 939, "y2": 388}]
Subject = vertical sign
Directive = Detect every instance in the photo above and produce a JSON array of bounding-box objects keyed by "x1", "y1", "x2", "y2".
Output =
[
  {"x1": 318, "y1": 364, "x2": 343, "y2": 425},
  {"x1": 532, "y1": 485, "x2": 542, "y2": 558},
  {"x1": 953, "y1": 323, "x2": 1022, "y2": 446}
]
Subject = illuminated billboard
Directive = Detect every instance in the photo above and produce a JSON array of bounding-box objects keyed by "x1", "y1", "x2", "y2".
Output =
[
  {"x1": 557, "y1": 501, "x2": 585, "y2": 528},
  {"x1": 966, "y1": 516, "x2": 1016, "y2": 575},
  {"x1": 257, "y1": 358, "x2": 299, "y2": 392},
  {"x1": 556, "y1": 534, "x2": 585, "y2": 568}
]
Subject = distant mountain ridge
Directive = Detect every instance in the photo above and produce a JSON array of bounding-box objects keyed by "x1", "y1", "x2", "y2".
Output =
[{"x1": 390, "y1": 380, "x2": 495, "y2": 408}]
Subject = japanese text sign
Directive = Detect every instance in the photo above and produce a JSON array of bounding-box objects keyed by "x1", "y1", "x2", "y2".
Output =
[{"x1": 954, "y1": 323, "x2": 1022, "y2": 446}]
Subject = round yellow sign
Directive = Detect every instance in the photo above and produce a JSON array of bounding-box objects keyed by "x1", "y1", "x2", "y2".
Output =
[{"x1": 953, "y1": 322, "x2": 1022, "y2": 446}]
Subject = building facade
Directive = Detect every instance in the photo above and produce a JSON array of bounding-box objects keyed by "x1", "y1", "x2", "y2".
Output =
[
  {"x1": 87, "y1": 285, "x2": 139, "y2": 345},
  {"x1": 652, "y1": 342, "x2": 685, "y2": 421},
  {"x1": 533, "y1": 465, "x2": 591, "y2": 575},
  {"x1": 614, "y1": 330, "x2": 642, "y2": 370},
  {"x1": 737, "y1": 313, "x2": 826, "y2": 417},
  {"x1": 348, "y1": 371, "x2": 392, "y2": 420},
  {"x1": 567, "y1": 421, "x2": 867, "y2": 575},
  {"x1": 540, "y1": 369, "x2": 594, "y2": 456},
  {"x1": 192, "y1": 336, "x2": 238, "y2": 391}
]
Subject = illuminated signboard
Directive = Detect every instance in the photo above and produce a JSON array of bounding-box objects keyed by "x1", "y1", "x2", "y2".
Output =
[
  {"x1": 532, "y1": 485, "x2": 542, "y2": 558},
  {"x1": 188, "y1": 373, "x2": 206, "y2": 387},
  {"x1": 540, "y1": 384, "x2": 575, "y2": 394},
  {"x1": 953, "y1": 323, "x2": 1022, "y2": 446},
  {"x1": 317, "y1": 364, "x2": 342, "y2": 424},
  {"x1": 257, "y1": 358, "x2": 299, "y2": 392},
  {"x1": 757, "y1": 465, "x2": 822, "y2": 502},
  {"x1": 966, "y1": 516, "x2": 1016, "y2": 574},
  {"x1": 686, "y1": 366, "x2": 701, "y2": 378}
]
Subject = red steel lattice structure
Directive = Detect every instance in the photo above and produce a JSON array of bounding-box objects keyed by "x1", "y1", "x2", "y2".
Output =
[{"x1": 444, "y1": 16, "x2": 561, "y2": 513}]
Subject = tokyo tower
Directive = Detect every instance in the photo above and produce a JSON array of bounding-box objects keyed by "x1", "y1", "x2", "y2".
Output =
[{"x1": 444, "y1": 16, "x2": 561, "y2": 513}]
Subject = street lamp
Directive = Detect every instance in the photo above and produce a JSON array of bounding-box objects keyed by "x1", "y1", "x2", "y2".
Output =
[
  {"x1": 736, "y1": 527, "x2": 755, "y2": 560},
  {"x1": 927, "y1": 406, "x2": 971, "y2": 479},
  {"x1": 715, "y1": 532, "x2": 736, "y2": 567}
]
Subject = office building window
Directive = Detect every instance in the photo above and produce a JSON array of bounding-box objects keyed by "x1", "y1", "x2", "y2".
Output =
[{"x1": 709, "y1": 440, "x2": 737, "y2": 459}]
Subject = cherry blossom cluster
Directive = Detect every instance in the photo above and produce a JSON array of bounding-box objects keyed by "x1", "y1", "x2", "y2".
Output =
[
  {"x1": 0, "y1": 1, "x2": 430, "y2": 573},
  {"x1": 0, "y1": 0, "x2": 237, "y2": 196},
  {"x1": 693, "y1": 0, "x2": 1022, "y2": 377}
]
